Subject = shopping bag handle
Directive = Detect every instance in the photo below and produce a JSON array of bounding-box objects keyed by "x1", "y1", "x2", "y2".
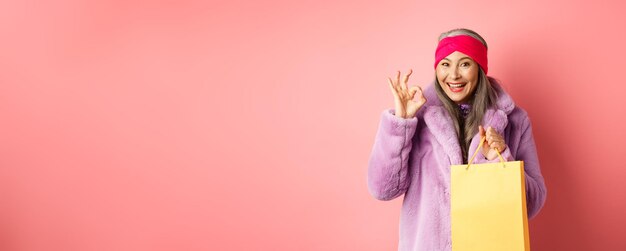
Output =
[{"x1": 466, "y1": 136, "x2": 506, "y2": 169}]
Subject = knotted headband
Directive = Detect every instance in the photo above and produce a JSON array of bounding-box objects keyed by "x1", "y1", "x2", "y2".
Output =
[{"x1": 434, "y1": 35, "x2": 488, "y2": 75}]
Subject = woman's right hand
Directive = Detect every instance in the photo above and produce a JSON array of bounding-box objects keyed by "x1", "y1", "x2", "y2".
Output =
[{"x1": 387, "y1": 69, "x2": 427, "y2": 119}]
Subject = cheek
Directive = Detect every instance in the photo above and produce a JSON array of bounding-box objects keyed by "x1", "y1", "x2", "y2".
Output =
[
  {"x1": 436, "y1": 73, "x2": 447, "y2": 88},
  {"x1": 462, "y1": 68, "x2": 478, "y2": 82},
  {"x1": 436, "y1": 68, "x2": 446, "y2": 80}
]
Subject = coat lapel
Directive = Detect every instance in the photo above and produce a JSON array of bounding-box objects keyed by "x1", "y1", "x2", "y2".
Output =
[
  {"x1": 421, "y1": 78, "x2": 515, "y2": 164},
  {"x1": 423, "y1": 106, "x2": 463, "y2": 165}
]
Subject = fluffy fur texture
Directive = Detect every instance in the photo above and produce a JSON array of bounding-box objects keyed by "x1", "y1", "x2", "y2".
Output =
[{"x1": 367, "y1": 78, "x2": 547, "y2": 251}]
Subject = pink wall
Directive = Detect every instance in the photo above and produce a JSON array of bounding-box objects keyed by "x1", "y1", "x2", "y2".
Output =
[{"x1": 1, "y1": 0, "x2": 625, "y2": 250}]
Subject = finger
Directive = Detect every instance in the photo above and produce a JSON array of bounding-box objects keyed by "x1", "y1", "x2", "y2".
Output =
[
  {"x1": 489, "y1": 142, "x2": 499, "y2": 153},
  {"x1": 478, "y1": 125, "x2": 485, "y2": 137},
  {"x1": 488, "y1": 134, "x2": 501, "y2": 142},
  {"x1": 417, "y1": 86, "x2": 426, "y2": 100},
  {"x1": 397, "y1": 71, "x2": 407, "y2": 91},
  {"x1": 403, "y1": 69, "x2": 413, "y2": 91},
  {"x1": 388, "y1": 82, "x2": 396, "y2": 96},
  {"x1": 490, "y1": 141, "x2": 505, "y2": 150},
  {"x1": 408, "y1": 85, "x2": 419, "y2": 97},
  {"x1": 500, "y1": 144, "x2": 508, "y2": 151},
  {"x1": 403, "y1": 69, "x2": 413, "y2": 84},
  {"x1": 396, "y1": 71, "x2": 401, "y2": 89},
  {"x1": 387, "y1": 77, "x2": 393, "y2": 89},
  {"x1": 486, "y1": 127, "x2": 500, "y2": 140},
  {"x1": 488, "y1": 128, "x2": 505, "y2": 143},
  {"x1": 388, "y1": 78, "x2": 399, "y2": 98},
  {"x1": 490, "y1": 142, "x2": 500, "y2": 148},
  {"x1": 489, "y1": 139, "x2": 503, "y2": 146},
  {"x1": 388, "y1": 77, "x2": 399, "y2": 90}
]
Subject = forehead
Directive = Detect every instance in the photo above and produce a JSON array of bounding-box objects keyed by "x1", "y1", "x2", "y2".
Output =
[{"x1": 443, "y1": 51, "x2": 473, "y2": 61}]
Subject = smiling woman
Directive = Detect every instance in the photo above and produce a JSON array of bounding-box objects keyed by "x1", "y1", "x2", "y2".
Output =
[
  {"x1": 434, "y1": 30, "x2": 497, "y2": 162},
  {"x1": 437, "y1": 52, "x2": 480, "y2": 102},
  {"x1": 368, "y1": 28, "x2": 547, "y2": 251}
]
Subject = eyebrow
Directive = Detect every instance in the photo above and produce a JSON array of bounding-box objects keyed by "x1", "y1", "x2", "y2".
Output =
[{"x1": 442, "y1": 56, "x2": 472, "y2": 61}]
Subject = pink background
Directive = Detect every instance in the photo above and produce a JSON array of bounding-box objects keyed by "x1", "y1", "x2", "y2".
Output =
[{"x1": 1, "y1": 0, "x2": 625, "y2": 250}]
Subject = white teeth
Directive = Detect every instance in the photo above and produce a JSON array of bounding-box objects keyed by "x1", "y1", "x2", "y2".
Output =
[{"x1": 448, "y1": 83, "x2": 466, "y2": 88}]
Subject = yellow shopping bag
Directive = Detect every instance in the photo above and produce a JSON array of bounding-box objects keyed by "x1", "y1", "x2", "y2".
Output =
[{"x1": 451, "y1": 137, "x2": 530, "y2": 251}]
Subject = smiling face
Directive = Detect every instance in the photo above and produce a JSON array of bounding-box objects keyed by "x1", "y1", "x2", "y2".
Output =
[{"x1": 436, "y1": 51, "x2": 480, "y2": 104}]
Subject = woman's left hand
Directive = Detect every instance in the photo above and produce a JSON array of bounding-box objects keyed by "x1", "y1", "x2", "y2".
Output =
[{"x1": 478, "y1": 125, "x2": 507, "y2": 160}]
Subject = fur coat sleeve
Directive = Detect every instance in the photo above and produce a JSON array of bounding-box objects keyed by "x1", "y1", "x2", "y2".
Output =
[{"x1": 367, "y1": 109, "x2": 417, "y2": 201}]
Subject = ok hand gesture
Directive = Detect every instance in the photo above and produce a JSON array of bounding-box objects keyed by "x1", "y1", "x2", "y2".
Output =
[{"x1": 387, "y1": 69, "x2": 427, "y2": 119}]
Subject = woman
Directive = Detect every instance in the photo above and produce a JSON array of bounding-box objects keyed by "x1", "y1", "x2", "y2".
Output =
[{"x1": 367, "y1": 28, "x2": 547, "y2": 250}]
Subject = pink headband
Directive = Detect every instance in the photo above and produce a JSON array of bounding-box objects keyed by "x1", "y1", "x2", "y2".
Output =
[{"x1": 434, "y1": 35, "x2": 488, "y2": 75}]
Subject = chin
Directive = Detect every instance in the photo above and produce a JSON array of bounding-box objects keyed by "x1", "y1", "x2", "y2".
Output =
[{"x1": 446, "y1": 93, "x2": 469, "y2": 103}]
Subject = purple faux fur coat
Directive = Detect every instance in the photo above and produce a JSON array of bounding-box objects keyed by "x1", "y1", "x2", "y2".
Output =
[{"x1": 367, "y1": 78, "x2": 547, "y2": 251}]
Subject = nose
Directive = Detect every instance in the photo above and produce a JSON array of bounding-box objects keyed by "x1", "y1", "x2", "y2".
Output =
[{"x1": 449, "y1": 67, "x2": 461, "y2": 80}]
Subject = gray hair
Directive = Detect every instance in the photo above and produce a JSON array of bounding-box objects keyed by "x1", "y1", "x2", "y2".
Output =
[
  {"x1": 434, "y1": 28, "x2": 497, "y2": 163},
  {"x1": 438, "y1": 28, "x2": 488, "y2": 49}
]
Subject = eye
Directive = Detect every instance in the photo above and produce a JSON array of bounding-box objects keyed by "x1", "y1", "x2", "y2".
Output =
[
  {"x1": 461, "y1": 62, "x2": 471, "y2": 67},
  {"x1": 441, "y1": 62, "x2": 449, "y2": 67}
]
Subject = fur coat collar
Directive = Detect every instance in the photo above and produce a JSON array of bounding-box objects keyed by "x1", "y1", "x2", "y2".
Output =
[{"x1": 419, "y1": 78, "x2": 516, "y2": 164}]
